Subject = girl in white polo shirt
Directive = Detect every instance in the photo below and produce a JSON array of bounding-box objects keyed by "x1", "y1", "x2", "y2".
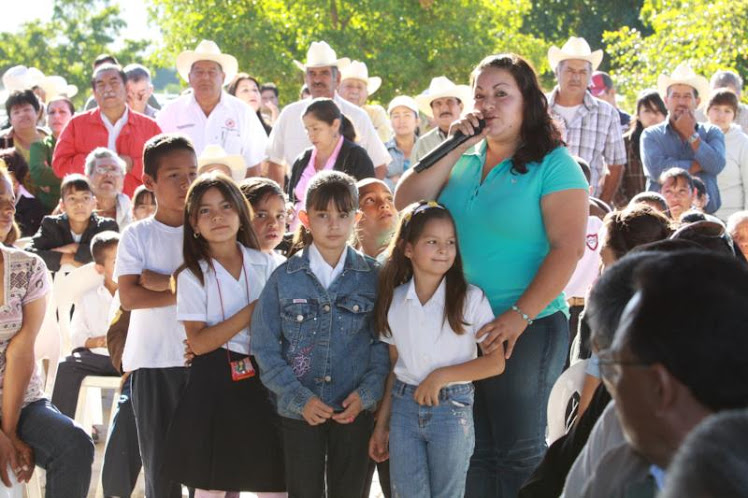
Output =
[
  {"x1": 369, "y1": 201, "x2": 505, "y2": 498},
  {"x1": 163, "y1": 173, "x2": 285, "y2": 498}
]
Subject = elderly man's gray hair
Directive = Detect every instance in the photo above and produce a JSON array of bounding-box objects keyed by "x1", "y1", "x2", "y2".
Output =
[
  {"x1": 84, "y1": 147, "x2": 126, "y2": 177},
  {"x1": 711, "y1": 70, "x2": 743, "y2": 96}
]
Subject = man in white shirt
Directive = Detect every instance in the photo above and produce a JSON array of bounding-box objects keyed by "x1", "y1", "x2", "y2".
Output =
[
  {"x1": 265, "y1": 41, "x2": 391, "y2": 185},
  {"x1": 157, "y1": 40, "x2": 268, "y2": 177}
]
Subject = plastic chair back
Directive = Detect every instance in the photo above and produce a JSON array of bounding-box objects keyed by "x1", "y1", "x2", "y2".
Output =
[{"x1": 547, "y1": 359, "x2": 589, "y2": 445}]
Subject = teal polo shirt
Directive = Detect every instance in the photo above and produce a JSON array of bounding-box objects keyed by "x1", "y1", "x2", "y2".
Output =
[{"x1": 438, "y1": 143, "x2": 588, "y2": 319}]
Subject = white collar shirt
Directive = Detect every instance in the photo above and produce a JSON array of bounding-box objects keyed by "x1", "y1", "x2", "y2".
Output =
[
  {"x1": 266, "y1": 93, "x2": 391, "y2": 169},
  {"x1": 308, "y1": 243, "x2": 347, "y2": 290},
  {"x1": 381, "y1": 279, "x2": 494, "y2": 385},
  {"x1": 157, "y1": 91, "x2": 268, "y2": 169},
  {"x1": 101, "y1": 107, "x2": 129, "y2": 151},
  {"x1": 70, "y1": 283, "x2": 113, "y2": 355}
]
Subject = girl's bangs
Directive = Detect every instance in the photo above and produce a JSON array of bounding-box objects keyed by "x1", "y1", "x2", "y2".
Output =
[{"x1": 307, "y1": 182, "x2": 357, "y2": 213}]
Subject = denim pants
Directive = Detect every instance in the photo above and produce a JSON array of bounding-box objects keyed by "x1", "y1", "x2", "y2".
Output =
[
  {"x1": 389, "y1": 380, "x2": 475, "y2": 498},
  {"x1": 465, "y1": 311, "x2": 569, "y2": 498},
  {"x1": 18, "y1": 399, "x2": 94, "y2": 498}
]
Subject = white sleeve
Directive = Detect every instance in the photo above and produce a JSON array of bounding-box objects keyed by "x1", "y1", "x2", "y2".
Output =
[
  {"x1": 243, "y1": 108, "x2": 269, "y2": 167},
  {"x1": 155, "y1": 102, "x2": 176, "y2": 132},
  {"x1": 468, "y1": 287, "x2": 495, "y2": 343},
  {"x1": 70, "y1": 294, "x2": 96, "y2": 349},
  {"x1": 266, "y1": 108, "x2": 289, "y2": 165},
  {"x1": 113, "y1": 225, "x2": 143, "y2": 280},
  {"x1": 176, "y1": 269, "x2": 208, "y2": 322}
]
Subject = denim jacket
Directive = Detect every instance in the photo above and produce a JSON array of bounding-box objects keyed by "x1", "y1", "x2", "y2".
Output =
[{"x1": 251, "y1": 245, "x2": 389, "y2": 420}]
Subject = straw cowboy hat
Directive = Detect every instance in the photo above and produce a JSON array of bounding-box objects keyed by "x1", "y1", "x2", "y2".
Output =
[
  {"x1": 38, "y1": 75, "x2": 78, "y2": 100},
  {"x1": 2, "y1": 65, "x2": 45, "y2": 93},
  {"x1": 414, "y1": 76, "x2": 472, "y2": 117},
  {"x1": 548, "y1": 37, "x2": 603, "y2": 71},
  {"x1": 176, "y1": 40, "x2": 238, "y2": 84},
  {"x1": 293, "y1": 41, "x2": 350, "y2": 71},
  {"x1": 657, "y1": 63, "x2": 710, "y2": 107},
  {"x1": 198, "y1": 145, "x2": 247, "y2": 182},
  {"x1": 338, "y1": 60, "x2": 381, "y2": 95}
]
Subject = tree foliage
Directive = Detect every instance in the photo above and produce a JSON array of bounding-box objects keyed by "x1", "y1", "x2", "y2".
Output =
[
  {"x1": 0, "y1": 0, "x2": 148, "y2": 108},
  {"x1": 603, "y1": 0, "x2": 748, "y2": 108},
  {"x1": 149, "y1": 0, "x2": 549, "y2": 105}
]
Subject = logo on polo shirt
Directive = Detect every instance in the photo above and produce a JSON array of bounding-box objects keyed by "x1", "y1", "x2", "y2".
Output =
[
  {"x1": 586, "y1": 234, "x2": 598, "y2": 251},
  {"x1": 225, "y1": 118, "x2": 236, "y2": 129}
]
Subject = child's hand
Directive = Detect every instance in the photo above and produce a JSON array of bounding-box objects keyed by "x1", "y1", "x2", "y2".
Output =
[
  {"x1": 139, "y1": 270, "x2": 171, "y2": 292},
  {"x1": 414, "y1": 370, "x2": 446, "y2": 406},
  {"x1": 302, "y1": 397, "x2": 334, "y2": 426},
  {"x1": 332, "y1": 391, "x2": 363, "y2": 424},
  {"x1": 369, "y1": 426, "x2": 389, "y2": 462},
  {"x1": 183, "y1": 339, "x2": 195, "y2": 366}
]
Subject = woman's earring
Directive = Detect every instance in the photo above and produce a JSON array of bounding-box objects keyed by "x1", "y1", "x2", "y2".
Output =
[{"x1": 193, "y1": 232, "x2": 200, "y2": 239}]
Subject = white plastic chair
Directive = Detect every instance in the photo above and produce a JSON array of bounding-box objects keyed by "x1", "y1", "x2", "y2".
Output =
[
  {"x1": 13, "y1": 237, "x2": 31, "y2": 250},
  {"x1": 35, "y1": 283, "x2": 61, "y2": 399},
  {"x1": 547, "y1": 359, "x2": 589, "y2": 445}
]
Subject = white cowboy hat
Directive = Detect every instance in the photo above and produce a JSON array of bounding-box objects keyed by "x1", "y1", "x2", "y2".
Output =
[
  {"x1": 38, "y1": 75, "x2": 78, "y2": 101},
  {"x1": 338, "y1": 60, "x2": 381, "y2": 95},
  {"x1": 414, "y1": 76, "x2": 472, "y2": 117},
  {"x1": 176, "y1": 40, "x2": 239, "y2": 84},
  {"x1": 293, "y1": 41, "x2": 350, "y2": 71},
  {"x1": 548, "y1": 37, "x2": 603, "y2": 71},
  {"x1": 657, "y1": 63, "x2": 710, "y2": 108},
  {"x1": 387, "y1": 95, "x2": 419, "y2": 115},
  {"x1": 197, "y1": 145, "x2": 246, "y2": 182},
  {"x1": 2, "y1": 65, "x2": 45, "y2": 93}
]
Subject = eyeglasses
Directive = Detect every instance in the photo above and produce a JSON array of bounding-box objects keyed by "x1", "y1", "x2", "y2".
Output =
[
  {"x1": 93, "y1": 165, "x2": 123, "y2": 176},
  {"x1": 596, "y1": 349, "x2": 652, "y2": 385}
]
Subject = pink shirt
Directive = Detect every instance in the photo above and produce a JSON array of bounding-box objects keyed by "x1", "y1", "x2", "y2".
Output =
[{"x1": 292, "y1": 135, "x2": 345, "y2": 227}]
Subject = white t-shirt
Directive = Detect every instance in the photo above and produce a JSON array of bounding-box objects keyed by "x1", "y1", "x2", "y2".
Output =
[
  {"x1": 266, "y1": 93, "x2": 391, "y2": 169},
  {"x1": 381, "y1": 279, "x2": 494, "y2": 385},
  {"x1": 553, "y1": 103, "x2": 582, "y2": 127},
  {"x1": 113, "y1": 217, "x2": 185, "y2": 371},
  {"x1": 564, "y1": 216, "x2": 604, "y2": 299},
  {"x1": 70, "y1": 283, "x2": 114, "y2": 356},
  {"x1": 176, "y1": 245, "x2": 275, "y2": 355},
  {"x1": 157, "y1": 91, "x2": 268, "y2": 169}
]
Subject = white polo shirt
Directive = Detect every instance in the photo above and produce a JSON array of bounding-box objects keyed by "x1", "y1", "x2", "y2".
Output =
[
  {"x1": 176, "y1": 245, "x2": 275, "y2": 355},
  {"x1": 381, "y1": 279, "x2": 494, "y2": 385},
  {"x1": 70, "y1": 283, "x2": 114, "y2": 356},
  {"x1": 157, "y1": 91, "x2": 268, "y2": 169},
  {"x1": 563, "y1": 215, "x2": 604, "y2": 299},
  {"x1": 266, "y1": 93, "x2": 391, "y2": 169}
]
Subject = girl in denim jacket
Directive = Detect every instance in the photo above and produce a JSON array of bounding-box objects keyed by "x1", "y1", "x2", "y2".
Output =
[
  {"x1": 252, "y1": 170, "x2": 390, "y2": 498},
  {"x1": 369, "y1": 201, "x2": 505, "y2": 498}
]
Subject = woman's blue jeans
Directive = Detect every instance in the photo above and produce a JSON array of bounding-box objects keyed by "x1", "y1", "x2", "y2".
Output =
[
  {"x1": 389, "y1": 379, "x2": 475, "y2": 498},
  {"x1": 465, "y1": 311, "x2": 569, "y2": 498}
]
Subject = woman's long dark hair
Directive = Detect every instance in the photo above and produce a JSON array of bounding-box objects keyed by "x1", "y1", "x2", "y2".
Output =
[
  {"x1": 374, "y1": 201, "x2": 469, "y2": 337},
  {"x1": 227, "y1": 72, "x2": 272, "y2": 135},
  {"x1": 626, "y1": 89, "x2": 667, "y2": 158},
  {"x1": 470, "y1": 54, "x2": 563, "y2": 175},
  {"x1": 179, "y1": 172, "x2": 260, "y2": 286},
  {"x1": 303, "y1": 98, "x2": 356, "y2": 142}
]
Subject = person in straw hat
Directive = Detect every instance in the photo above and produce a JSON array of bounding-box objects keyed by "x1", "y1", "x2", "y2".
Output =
[
  {"x1": 641, "y1": 62, "x2": 726, "y2": 214},
  {"x1": 157, "y1": 40, "x2": 268, "y2": 178},
  {"x1": 547, "y1": 36, "x2": 627, "y2": 205},
  {"x1": 412, "y1": 76, "x2": 471, "y2": 164},
  {"x1": 38, "y1": 75, "x2": 78, "y2": 103},
  {"x1": 52, "y1": 63, "x2": 161, "y2": 197},
  {"x1": 338, "y1": 60, "x2": 392, "y2": 142},
  {"x1": 265, "y1": 41, "x2": 391, "y2": 186},
  {"x1": 197, "y1": 144, "x2": 247, "y2": 183}
]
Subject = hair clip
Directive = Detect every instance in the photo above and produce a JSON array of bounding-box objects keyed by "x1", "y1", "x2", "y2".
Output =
[{"x1": 401, "y1": 200, "x2": 446, "y2": 228}]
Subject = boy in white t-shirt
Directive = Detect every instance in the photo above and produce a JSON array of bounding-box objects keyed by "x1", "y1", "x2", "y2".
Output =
[
  {"x1": 114, "y1": 134, "x2": 198, "y2": 498},
  {"x1": 51, "y1": 231, "x2": 120, "y2": 417}
]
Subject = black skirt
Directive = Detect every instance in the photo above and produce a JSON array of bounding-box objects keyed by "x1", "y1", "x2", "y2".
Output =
[{"x1": 163, "y1": 349, "x2": 285, "y2": 491}]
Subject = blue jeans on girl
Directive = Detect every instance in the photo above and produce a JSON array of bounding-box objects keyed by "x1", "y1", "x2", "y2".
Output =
[
  {"x1": 389, "y1": 379, "x2": 475, "y2": 498},
  {"x1": 465, "y1": 311, "x2": 569, "y2": 498}
]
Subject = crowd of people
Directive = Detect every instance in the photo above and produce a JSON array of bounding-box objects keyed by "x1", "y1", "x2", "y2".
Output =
[{"x1": 0, "y1": 33, "x2": 745, "y2": 498}]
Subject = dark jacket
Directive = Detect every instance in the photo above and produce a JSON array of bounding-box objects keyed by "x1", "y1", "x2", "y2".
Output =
[
  {"x1": 287, "y1": 138, "x2": 375, "y2": 206},
  {"x1": 27, "y1": 213, "x2": 118, "y2": 271},
  {"x1": 15, "y1": 195, "x2": 46, "y2": 237}
]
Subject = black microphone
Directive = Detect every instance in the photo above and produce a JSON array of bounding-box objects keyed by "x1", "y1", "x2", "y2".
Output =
[{"x1": 413, "y1": 118, "x2": 486, "y2": 173}]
